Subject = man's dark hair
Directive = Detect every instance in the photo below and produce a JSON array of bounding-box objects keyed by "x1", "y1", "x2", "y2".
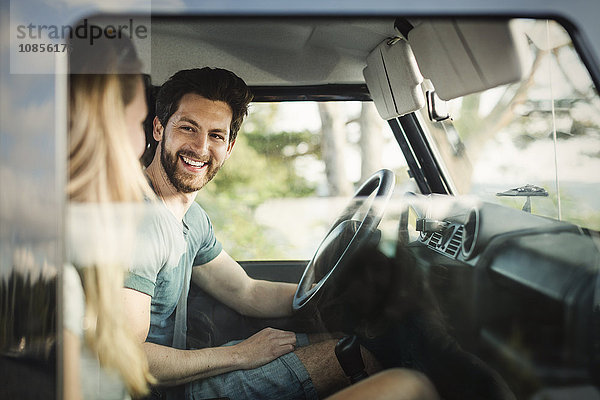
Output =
[{"x1": 155, "y1": 67, "x2": 253, "y2": 143}]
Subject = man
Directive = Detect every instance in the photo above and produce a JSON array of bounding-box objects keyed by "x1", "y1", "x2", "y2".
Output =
[{"x1": 122, "y1": 68, "x2": 380, "y2": 400}]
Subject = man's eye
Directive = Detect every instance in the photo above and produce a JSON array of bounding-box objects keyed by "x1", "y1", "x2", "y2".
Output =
[
  {"x1": 210, "y1": 133, "x2": 225, "y2": 141},
  {"x1": 181, "y1": 126, "x2": 195, "y2": 132}
]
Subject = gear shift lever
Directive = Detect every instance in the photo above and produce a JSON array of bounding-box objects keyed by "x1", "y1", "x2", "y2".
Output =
[{"x1": 334, "y1": 335, "x2": 369, "y2": 383}]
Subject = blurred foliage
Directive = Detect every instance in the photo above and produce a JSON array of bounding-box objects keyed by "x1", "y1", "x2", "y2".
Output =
[
  {"x1": 198, "y1": 195, "x2": 287, "y2": 260},
  {"x1": 195, "y1": 102, "x2": 415, "y2": 259},
  {"x1": 196, "y1": 104, "x2": 319, "y2": 260},
  {"x1": 0, "y1": 271, "x2": 56, "y2": 354},
  {"x1": 454, "y1": 44, "x2": 600, "y2": 150},
  {"x1": 448, "y1": 40, "x2": 600, "y2": 230}
]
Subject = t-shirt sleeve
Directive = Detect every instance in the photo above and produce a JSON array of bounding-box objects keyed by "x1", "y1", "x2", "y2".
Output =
[
  {"x1": 190, "y1": 203, "x2": 223, "y2": 266},
  {"x1": 125, "y1": 206, "x2": 186, "y2": 296},
  {"x1": 124, "y1": 271, "x2": 155, "y2": 296}
]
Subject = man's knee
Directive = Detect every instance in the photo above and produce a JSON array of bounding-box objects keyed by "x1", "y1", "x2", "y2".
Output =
[
  {"x1": 379, "y1": 369, "x2": 439, "y2": 399},
  {"x1": 324, "y1": 368, "x2": 440, "y2": 400}
]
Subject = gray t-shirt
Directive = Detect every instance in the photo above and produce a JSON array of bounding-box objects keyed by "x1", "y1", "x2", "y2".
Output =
[{"x1": 125, "y1": 201, "x2": 222, "y2": 348}]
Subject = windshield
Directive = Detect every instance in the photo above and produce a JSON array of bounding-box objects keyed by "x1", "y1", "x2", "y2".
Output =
[{"x1": 422, "y1": 19, "x2": 600, "y2": 230}]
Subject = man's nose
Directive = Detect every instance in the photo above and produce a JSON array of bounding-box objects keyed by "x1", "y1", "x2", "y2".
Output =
[{"x1": 191, "y1": 132, "x2": 209, "y2": 154}]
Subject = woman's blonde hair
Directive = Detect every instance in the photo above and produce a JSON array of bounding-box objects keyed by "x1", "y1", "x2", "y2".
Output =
[
  {"x1": 68, "y1": 37, "x2": 156, "y2": 397},
  {"x1": 68, "y1": 73, "x2": 152, "y2": 202}
]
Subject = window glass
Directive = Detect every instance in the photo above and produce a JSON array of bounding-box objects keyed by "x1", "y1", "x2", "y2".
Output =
[
  {"x1": 421, "y1": 19, "x2": 600, "y2": 230},
  {"x1": 196, "y1": 102, "x2": 411, "y2": 261}
]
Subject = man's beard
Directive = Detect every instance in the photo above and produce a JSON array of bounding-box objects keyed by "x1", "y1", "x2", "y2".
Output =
[{"x1": 160, "y1": 145, "x2": 221, "y2": 193}]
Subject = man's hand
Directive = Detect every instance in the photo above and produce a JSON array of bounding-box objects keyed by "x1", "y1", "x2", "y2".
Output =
[{"x1": 233, "y1": 327, "x2": 297, "y2": 370}]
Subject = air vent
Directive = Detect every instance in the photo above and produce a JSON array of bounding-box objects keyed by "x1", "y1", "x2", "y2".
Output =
[
  {"x1": 444, "y1": 226, "x2": 463, "y2": 258},
  {"x1": 429, "y1": 232, "x2": 443, "y2": 247}
]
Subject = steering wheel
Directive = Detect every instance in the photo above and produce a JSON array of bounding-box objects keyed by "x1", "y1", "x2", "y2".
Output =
[{"x1": 292, "y1": 169, "x2": 395, "y2": 312}]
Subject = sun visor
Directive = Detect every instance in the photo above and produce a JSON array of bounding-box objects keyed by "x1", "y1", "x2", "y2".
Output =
[
  {"x1": 407, "y1": 20, "x2": 532, "y2": 100},
  {"x1": 363, "y1": 39, "x2": 425, "y2": 120}
]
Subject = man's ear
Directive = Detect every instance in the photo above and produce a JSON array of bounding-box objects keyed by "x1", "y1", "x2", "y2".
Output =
[
  {"x1": 225, "y1": 139, "x2": 236, "y2": 160},
  {"x1": 153, "y1": 117, "x2": 164, "y2": 141}
]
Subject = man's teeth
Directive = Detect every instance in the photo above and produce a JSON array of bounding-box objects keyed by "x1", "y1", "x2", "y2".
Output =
[{"x1": 182, "y1": 156, "x2": 206, "y2": 167}]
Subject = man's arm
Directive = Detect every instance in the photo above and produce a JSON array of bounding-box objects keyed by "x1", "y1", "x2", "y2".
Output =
[
  {"x1": 122, "y1": 287, "x2": 297, "y2": 386},
  {"x1": 191, "y1": 250, "x2": 298, "y2": 318}
]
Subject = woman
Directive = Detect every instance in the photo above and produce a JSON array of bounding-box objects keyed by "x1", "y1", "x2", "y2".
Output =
[{"x1": 64, "y1": 36, "x2": 183, "y2": 399}]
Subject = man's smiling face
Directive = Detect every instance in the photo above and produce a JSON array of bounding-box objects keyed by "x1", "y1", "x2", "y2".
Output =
[{"x1": 156, "y1": 93, "x2": 235, "y2": 193}]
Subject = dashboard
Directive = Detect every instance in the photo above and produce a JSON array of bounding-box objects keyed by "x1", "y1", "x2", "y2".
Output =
[{"x1": 405, "y1": 198, "x2": 600, "y2": 394}]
